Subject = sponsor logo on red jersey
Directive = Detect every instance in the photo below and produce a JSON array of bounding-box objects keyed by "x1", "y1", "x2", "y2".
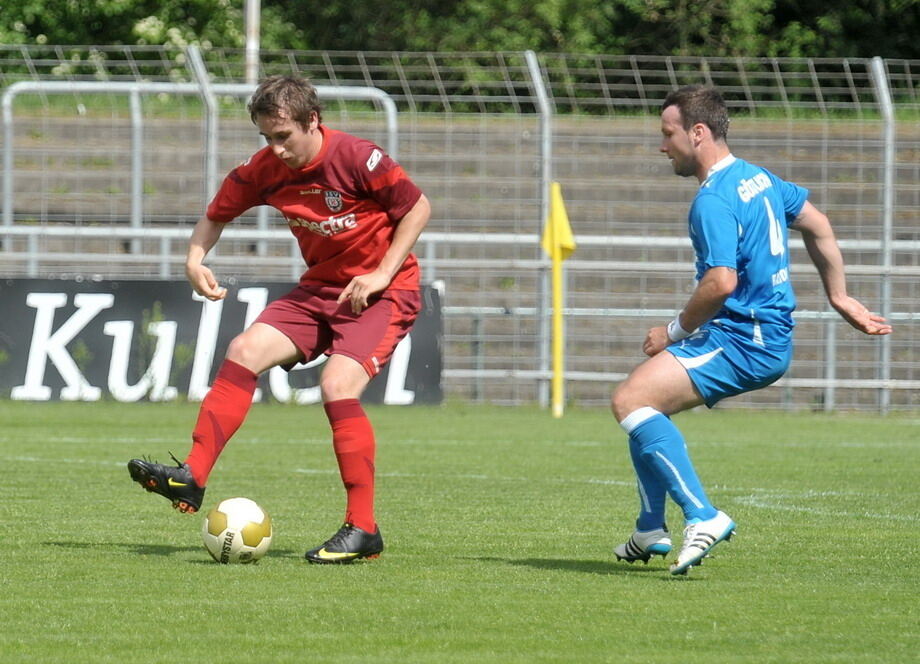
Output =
[{"x1": 285, "y1": 213, "x2": 357, "y2": 237}]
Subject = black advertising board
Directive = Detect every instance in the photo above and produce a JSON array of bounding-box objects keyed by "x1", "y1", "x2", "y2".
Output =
[{"x1": 0, "y1": 279, "x2": 442, "y2": 405}]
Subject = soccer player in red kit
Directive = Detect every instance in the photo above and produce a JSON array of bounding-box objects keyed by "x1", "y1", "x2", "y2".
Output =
[{"x1": 128, "y1": 75, "x2": 431, "y2": 563}]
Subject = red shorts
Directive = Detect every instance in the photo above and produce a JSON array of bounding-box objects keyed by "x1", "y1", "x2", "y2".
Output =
[{"x1": 254, "y1": 284, "x2": 421, "y2": 377}]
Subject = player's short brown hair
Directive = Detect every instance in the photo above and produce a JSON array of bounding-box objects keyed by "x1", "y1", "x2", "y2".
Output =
[
  {"x1": 662, "y1": 85, "x2": 729, "y2": 141},
  {"x1": 248, "y1": 75, "x2": 323, "y2": 127}
]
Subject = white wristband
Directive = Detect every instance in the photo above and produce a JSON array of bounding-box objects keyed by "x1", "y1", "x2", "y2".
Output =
[{"x1": 666, "y1": 314, "x2": 693, "y2": 342}]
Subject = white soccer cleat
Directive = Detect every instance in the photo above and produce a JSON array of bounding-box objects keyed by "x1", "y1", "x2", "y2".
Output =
[
  {"x1": 670, "y1": 510, "x2": 736, "y2": 575},
  {"x1": 614, "y1": 527, "x2": 672, "y2": 564}
]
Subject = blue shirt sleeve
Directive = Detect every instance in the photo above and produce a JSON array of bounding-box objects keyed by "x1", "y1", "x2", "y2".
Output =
[
  {"x1": 773, "y1": 177, "x2": 809, "y2": 225},
  {"x1": 689, "y1": 191, "x2": 739, "y2": 271}
]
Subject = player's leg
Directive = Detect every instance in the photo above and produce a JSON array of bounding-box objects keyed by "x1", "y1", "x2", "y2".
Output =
[
  {"x1": 612, "y1": 417, "x2": 674, "y2": 562},
  {"x1": 613, "y1": 436, "x2": 673, "y2": 563},
  {"x1": 304, "y1": 354, "x2": 384, "y2": 563},
  {"x1": 628, "y1": 431, "x2": 669, "y2": 529},
  {"x1": 128, "y1": 285, "x2": 321, "y2": 513},
  {"x1": 305, "y1": 289, "x2": 420, "y2": 564},
  {"x1": 128, "y1": 322, "x2": 302, "y2": 513},
  {"x1": 184, "y1": 322, "x2": 301, "y2": 484},
  {"x1": 611, "y1": 350, "x2": 714, "y2": 561},
  {"x1": 658, "y1": 326, "x2": 789, "y2": 573},
  {"x1": 613, "y1": 350, "x2": 717, "y2": 520},
  {"x1": 320, "y1": 353, "x2": 376, "y2": 534}
]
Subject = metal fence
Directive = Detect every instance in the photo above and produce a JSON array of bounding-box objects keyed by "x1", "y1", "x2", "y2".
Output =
[{"x1": 1, "y1": 46, "x2": 918, "y2": 410}]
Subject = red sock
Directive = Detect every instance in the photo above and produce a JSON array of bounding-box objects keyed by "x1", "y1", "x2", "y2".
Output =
[
  {"x1": 185, "y1": 360, "x2": 258, "y2": 487},
  {"x1": 324, "y1": 399, "x2": 376, "y2": 533}
]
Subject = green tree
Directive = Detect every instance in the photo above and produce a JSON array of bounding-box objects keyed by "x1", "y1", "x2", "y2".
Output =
[
  {"x1": 0, "y1": 0, "x2": 916, "y2": 58},
  {"x1": 605, "y1": 0, "x2": 775, "y2": 56},
  {"x1": 770, "y1": 0, "x2": 920, "y2": 58},
  {"x1": 0, "y1": 0, "x2": 274, "y2": 48}
]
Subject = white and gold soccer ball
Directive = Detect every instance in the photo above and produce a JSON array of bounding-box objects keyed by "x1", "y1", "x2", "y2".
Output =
[{"x1": 201, "y1": 497, "x2": 273, "y2": 564}]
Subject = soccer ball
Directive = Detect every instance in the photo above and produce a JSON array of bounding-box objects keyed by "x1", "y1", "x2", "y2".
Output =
[{"x1": 201, "y1": 497, "x2": 273, "y2": 564}]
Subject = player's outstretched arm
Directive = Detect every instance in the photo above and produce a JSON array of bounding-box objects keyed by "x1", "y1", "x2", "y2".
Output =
[
  {"x1": 791, "y1": 202, "x2": 891, "y2": 336},
  {"x1": 185, "y1": 215, "x2": 227, "y2": 301}
]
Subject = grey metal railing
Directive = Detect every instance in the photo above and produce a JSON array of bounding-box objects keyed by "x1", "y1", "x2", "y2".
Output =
[{"x1": 2, "y1": 83, "x2": 398, "y2": 232}]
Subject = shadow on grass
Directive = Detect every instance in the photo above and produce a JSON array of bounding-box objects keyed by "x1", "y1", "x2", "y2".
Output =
[
  {"x1": 45, "y1": 540, "x2": 303, "y2": 560},
  {"x1": 469, "y1": 556, "x2": 663, "y2": 575},
  {"x1": 468, "y1": 556, "x2": 700, "y2": 581}
]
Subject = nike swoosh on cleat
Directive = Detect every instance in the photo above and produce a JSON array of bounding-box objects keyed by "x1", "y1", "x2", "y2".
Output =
[
  {"x1": 167, "y1": 478, "x2": 188, "y2": 487},
  {"x1": 315, "y1": 548, "x2": 360, "y2": 560}
]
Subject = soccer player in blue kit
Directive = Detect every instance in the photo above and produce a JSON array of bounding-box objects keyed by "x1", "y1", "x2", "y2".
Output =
[{"x1": 611, "y1": 85, "x2": 892, "y2": 575}]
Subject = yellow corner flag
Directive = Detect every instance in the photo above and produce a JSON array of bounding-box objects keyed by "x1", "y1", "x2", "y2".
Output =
[
  {"x1": 541, "y1": 182, "x2": 575, "y2": 418},
  {"x1": 541, "y1": 182, "x2": 576, "y2": 261}
]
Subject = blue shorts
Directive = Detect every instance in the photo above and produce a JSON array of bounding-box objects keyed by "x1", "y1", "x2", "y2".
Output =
[{"x1": 667, "y1": 321, "x2": 792, "y2": 407}]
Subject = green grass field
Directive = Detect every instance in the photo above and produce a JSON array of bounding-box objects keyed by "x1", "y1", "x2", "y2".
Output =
[{"x1": 1, "y1": 401, "x2": 917, "y2": 663}]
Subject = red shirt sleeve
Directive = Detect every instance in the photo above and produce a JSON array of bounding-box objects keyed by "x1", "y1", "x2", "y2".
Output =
[
  {"x1": 205, "y1": 150, "x2": 271, "y2": 222},
  {"x1": 351, "y1": 142, "x2": 423, "y2": 221}
]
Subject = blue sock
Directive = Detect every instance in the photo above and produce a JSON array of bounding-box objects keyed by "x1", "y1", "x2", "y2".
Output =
[
  {"x1": 628, "y1": 434, "x2": 668, "y2": 531},
  {"x1": 623, "y1": 408, "x2": 717, "y2": 523}
]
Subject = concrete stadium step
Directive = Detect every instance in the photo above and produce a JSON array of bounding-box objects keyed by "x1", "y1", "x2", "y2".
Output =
[{"x1": 8, "y1": 115, "x2": 912, "y2": 240}]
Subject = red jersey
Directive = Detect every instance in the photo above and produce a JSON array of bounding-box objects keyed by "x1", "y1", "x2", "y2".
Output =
[{"x1": 206, "y1": 127, "x2": 423, "y2": 290}]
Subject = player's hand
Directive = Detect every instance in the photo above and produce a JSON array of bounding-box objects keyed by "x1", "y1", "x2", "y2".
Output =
[
  {"x1": 643, "y1": 326, "x2": 670, "y2": 357},
  {"x1": 338, "y1": 269, "x2": 391, "y2": 314},
  {"x1": 833, "y1": 296, "x2": 892, "y2": 335},
  {"x1": 186, "y1": 263, "x2": 227, "y2": 301}
]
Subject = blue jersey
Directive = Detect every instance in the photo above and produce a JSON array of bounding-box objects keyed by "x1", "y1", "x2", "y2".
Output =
[{"x1": 688, "y1": 155, "x2": 808, "y2": 346}]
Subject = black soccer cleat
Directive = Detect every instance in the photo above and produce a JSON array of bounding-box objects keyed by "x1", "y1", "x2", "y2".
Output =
[
  {"x1": 305, "y1": 523, "x2": 384, "y2": 564},
  {"x1": 127, "y1": 454, "x2": 205, "y2": 514}
]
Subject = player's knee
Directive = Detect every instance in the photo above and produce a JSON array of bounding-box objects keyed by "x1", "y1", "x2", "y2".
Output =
[
  {"x1": 610, "y1": 385, "x2": 630, "y2": 422},
  {"x1": 319, "y1": 371, "x2": 354, "y2": 402},
  {"x1": 225, "y1": 333, "x2": 259, "y2": 369}
]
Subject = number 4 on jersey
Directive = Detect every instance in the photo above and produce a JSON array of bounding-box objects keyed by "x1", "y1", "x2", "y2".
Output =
[{"x1": 764, "y1": 197, "x2": 785, "y2": 256}]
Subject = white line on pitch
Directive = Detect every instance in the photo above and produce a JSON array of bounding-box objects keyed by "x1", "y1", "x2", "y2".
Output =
[
  {"x1": 4, "y1": 455, "x2": 915, "y2": 523},
  {"x1": 734, "y1": 494, "x2": 918, "y2": 523}
]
